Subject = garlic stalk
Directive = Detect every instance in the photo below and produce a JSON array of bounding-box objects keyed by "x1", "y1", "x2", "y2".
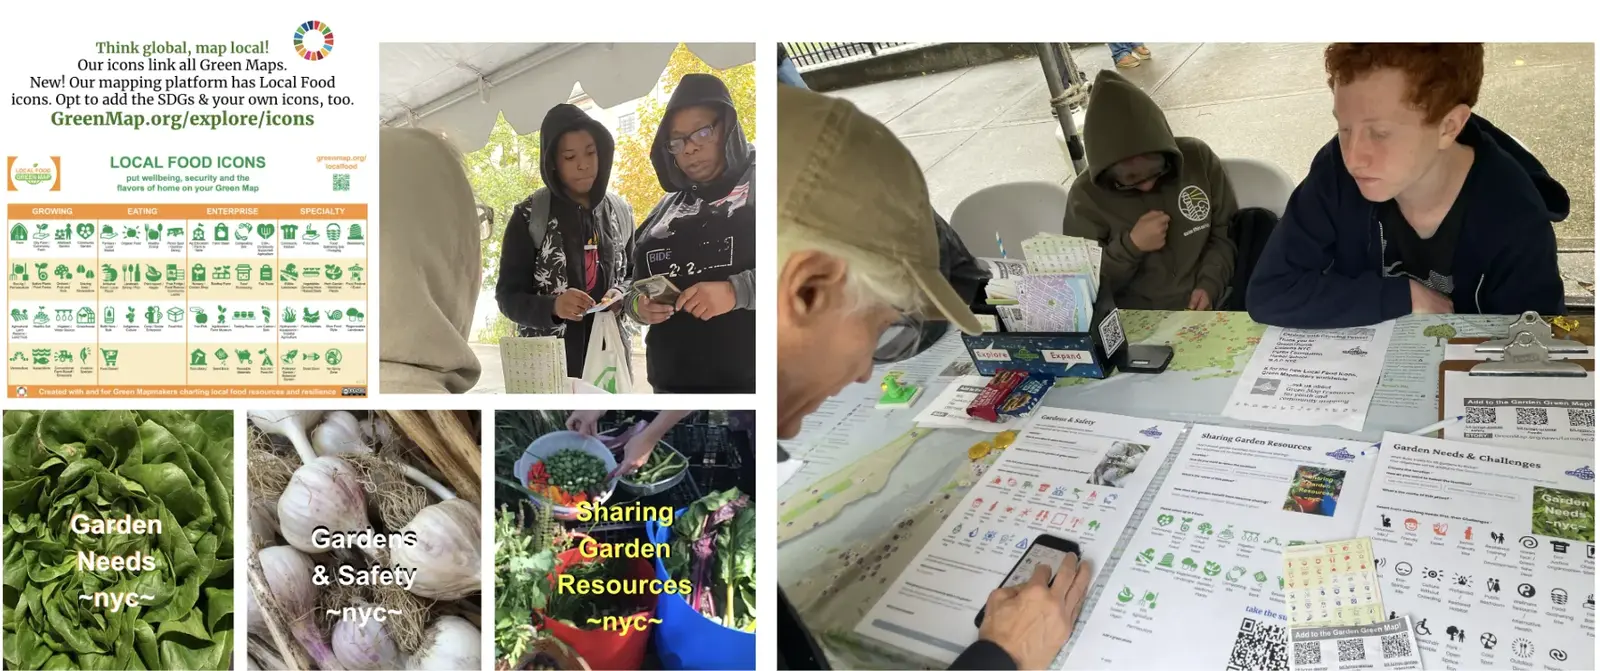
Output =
[
  {"x1": 406, "y1": 616, "x2": 480, "y2": 671},
  {"x1": 278, "y1": 456, "x2": 369, "y2": 554},
  {"x1": 249, "y1": 410, "x2": 327, "y2": 463},
  {"x1": 246, "y1": 586, "x2": 266, "y2": 638},
  {"x1": 332, "y1": 603, "x2": 403, "y2": 670},
  {"x1": 259, "y1": 545, "x2": 344, "y2": 670},
  {"x1": 313, "y1": 411, "x2": 369, "y2": 456},
  {"x1": 390, "y1": 499, "x2": 480, "y2": 600}
]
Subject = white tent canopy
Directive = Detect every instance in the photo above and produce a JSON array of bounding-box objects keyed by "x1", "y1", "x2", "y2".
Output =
[{"x1": 379, "y1": 42, "x2": 755, "y2": 153}]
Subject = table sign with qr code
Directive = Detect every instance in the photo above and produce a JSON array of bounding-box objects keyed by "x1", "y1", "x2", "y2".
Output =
[
  {"x1": 1288, "y1": 616, "x2": 1422, "y2": 671},
  {"x1": 1357, "y1": 434, "x2": 1594, "y2": 671},
  {"x1": 1282, "y1": 538, "x2": 1386, "y2": 628},
  {"x1": 7, "y1": 204, "x2": 370, "y2": 397},
  {"x1": 1442, "y1": 371, "x2": 1596, "y2": 456}
]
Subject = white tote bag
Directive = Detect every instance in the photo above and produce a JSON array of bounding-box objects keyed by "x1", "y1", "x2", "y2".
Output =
[{"x1": 581, "y1": 312, "x2": 634, "y2": 394}]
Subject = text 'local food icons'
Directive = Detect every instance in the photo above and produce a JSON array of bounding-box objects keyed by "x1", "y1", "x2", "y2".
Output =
[{"x1": 246, "y1": 410, "x2": 483, "y2": 671}]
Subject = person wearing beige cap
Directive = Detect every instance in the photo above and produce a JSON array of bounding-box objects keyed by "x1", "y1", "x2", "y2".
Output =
[{"x1": 776, "y1": 85, "x2": 1093, "y2": 670}]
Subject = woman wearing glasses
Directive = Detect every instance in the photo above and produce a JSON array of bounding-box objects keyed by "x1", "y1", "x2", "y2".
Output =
[
  {"x1": 1063, "y1": 69, "x2": 1240, "y2": 312},
  {"x1": 624, "y1": 73, "x2": 756, "y2": 394}
]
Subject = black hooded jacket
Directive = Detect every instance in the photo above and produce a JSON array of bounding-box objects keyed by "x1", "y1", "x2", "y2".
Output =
[
  {"x1": 625, "y1": 73, "x2": 756, "y2": 393},
  {"x1": 496, "y1": 103, "x2": 634, "y2": 376}
]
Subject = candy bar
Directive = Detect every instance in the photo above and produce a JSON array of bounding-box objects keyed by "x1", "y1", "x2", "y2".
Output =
[
  {"x1": 967, "y1": 369, "x2": 1029, "y2": 422},
  {"x1": 998, "y1": 373, "x2": 1056, "y2": 417}
]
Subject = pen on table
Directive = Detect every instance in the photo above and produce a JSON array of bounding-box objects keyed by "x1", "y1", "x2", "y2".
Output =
[{"x1": 1363, "y1": 415, "x2": 1465, "y2": 455}]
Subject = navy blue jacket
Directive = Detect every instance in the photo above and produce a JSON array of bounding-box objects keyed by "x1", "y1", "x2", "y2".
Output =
[{"x1": 1247, "y1": 114, "x2": 1568, "y2": 328}]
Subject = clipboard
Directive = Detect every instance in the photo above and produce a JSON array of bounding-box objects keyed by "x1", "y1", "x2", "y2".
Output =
[{"x1": 1437, "y1": 332, "x2": 1595, "y2": 420}]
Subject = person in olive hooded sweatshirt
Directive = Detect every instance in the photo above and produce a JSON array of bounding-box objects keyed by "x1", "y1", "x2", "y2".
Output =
[
  {"x1": 624, "y1": 73, "x2": 756, "y2": 394},
  {"x1": 1064, "y1": 69, "x2": 1239, "y2": 311},
  {"x1": 496, "y1": 104, "x2": 636, "y2": 379}
]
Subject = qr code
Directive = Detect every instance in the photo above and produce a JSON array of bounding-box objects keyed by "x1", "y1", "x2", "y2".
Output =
[
  {"x1": 1515, "y1": 408, "x2": 1549, "y2": 426},
  {"x1": 333, "y1": 173, "x2": 350, "y2": 191},
  {"x1": 1226, "y1": 618, "x2": 1288, "y2": 671},
  {"x1": 1380, "y1": 632, "x2": 1412, "y2": 659},
  {"x1": 1293, "y1": 641, "x2": 1321, "y2": 666},
  {"x1": 1465, "y1": 407, "x2": 1497, "y2": 425},
  {"x1": 1337, "y1": 638, "x2": 1366, "y2": 662},
  {"x1": 1571, "y1": 409, "x2": 1595, "y2": 428}
]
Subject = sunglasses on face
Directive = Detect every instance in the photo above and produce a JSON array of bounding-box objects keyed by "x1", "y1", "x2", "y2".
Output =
[
  {"x1": 872, "y1": 310, "x2": 928, "y2": 364},
  {"x1": 1111, "y1": 157, "x2": 1170, "y2": 190},
  {"x1": 667, "y1": 123, "x2": 718, "y2": 155}
]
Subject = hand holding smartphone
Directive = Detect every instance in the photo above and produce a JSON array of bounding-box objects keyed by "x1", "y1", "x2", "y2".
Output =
[{"x1": 975, "y1": 534, "x2": 1081, "y2": 627}]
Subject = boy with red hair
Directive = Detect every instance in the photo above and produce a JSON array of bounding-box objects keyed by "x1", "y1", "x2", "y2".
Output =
[{"x1": 1248, "y1": 43, "x2": 1568, "y2": 328}]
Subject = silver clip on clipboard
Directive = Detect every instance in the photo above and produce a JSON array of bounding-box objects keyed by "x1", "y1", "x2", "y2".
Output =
[
  {"x1": 1469, "y1": 331, "x2": 1587, "y2": 378},
  {"x1": 1474, "y1": 311, "x2": 1586, "y2": 354}
]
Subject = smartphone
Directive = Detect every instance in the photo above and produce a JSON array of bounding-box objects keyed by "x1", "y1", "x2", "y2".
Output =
[
  {"x1": 1121, "y1": 344, "x2": 1174, "y2": 374},
  {"x1": 974, "y1": 534, "x2": 1081, "y2": 628}
]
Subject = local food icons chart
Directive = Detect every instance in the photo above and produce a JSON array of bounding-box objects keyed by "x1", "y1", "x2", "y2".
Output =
[
  {"x1": 948, "y1": 476, "x2": 1127, "y2": 560},
  {"x1": 6, "y1": 204, "x2": 367, "y2": 396},
  {"x1": 1359, "y1": 434, "x2": 1595, "y2": 670}
]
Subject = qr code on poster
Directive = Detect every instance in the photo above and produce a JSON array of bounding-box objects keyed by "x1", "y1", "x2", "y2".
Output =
[
  {"x1": 1292, "y1": 641, "x2": 1320, "y2": 666},
  {"x1": 1465, "y1": 407, "x2": 1497, "y2": 424},
  {"x1": 1337, "y1": 638, "x2": 1366, "y2": 661},
  {"x1": 1381, "y1": 633, "x2": 1412, "y2": 659},
  {"x1": 1226, "y1": 618, "x2": 1288, "y2": 671},
  {"x1": 333, "y1": 173, "x2": 350, "y2": 192},
  {"x1": 1515, "y1": 408, "x2": 1550, "y2": 426},
  {"x1": 1571, "y1": 408, "x2": 1595, "y2": 428}
]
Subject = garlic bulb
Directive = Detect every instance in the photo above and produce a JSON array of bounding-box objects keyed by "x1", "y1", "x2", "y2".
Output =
[
  {"x1": 333, "y1": 605, "x2": 402, "y2": 670},
  {"x1": 406, "y1": 616, "x2": 480, "y2": 671},
  {"x1": 258, "y1": 545, "x2": 342, "y2": 669},
  {"x1": 314, "y1": 411, "x2": 369, "y2": 456},
  {"x1": 278, "y1": 456, "x2": 369, "y2": 554},
  {"x1": 250, "y1": 498, "x2": 280, "y2": 547},
  {"x1": 391, "y1": 499, "x2": 480, "y2": 599},
  {"x1": 249, "y1": 410, "x2": 326, "y2": 463},
  {"x1": 246, "y1": 586, "x2": 266, "y2": 638}
]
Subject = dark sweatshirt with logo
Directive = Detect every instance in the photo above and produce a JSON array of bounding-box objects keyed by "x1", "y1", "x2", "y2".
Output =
[
  {"x1": 496, "y1": 104, "x2": 634, "y2": 375},
  {"x1": 1063, "y1": 69, "x2": 1238, "y2": 310},
  {"x1": 1247, "y1": 114, "x2": 1567, "y2": 328},
  {"x1": 625, "y1": 73, "x2": 756, "y2": 394}
]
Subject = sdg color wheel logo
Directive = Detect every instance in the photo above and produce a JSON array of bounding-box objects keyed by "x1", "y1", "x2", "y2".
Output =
[{"x1": 293, "y1": 21, "x2": 334, "y2": 61}]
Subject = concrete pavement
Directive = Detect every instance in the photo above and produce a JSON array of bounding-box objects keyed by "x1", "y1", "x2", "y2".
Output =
[{"x1": 823, "y1": 42, "x2": 1596, "y2": 300}]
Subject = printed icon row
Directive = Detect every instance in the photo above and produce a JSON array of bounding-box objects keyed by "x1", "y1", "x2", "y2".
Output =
[{"x1": 9, "y1": 221, "x2": 364, "y2": 242}]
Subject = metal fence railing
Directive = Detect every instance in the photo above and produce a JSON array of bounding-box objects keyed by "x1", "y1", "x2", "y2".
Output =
[{"x1": 782, "y1": 42, "x2": 919, "y2": 70}]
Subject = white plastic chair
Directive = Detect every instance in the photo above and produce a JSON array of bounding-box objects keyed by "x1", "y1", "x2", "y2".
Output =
[
  {"x1": 950, "y1": 181, "x2": 1071, "y2": 258},
  {"x1": 1220, "y1": 157, "x2": 1295, "y2": 217}
]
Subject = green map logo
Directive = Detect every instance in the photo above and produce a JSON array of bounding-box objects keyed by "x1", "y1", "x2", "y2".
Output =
[{"x1": 7, "y1": 156, "x2": 60, "y2": 191}]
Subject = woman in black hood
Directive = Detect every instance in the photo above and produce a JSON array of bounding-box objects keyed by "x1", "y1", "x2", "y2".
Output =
[
  {"x1": 624, "y1": 73, "x2": 756, "y2": 394},
  {"x1": 496, "y1": 103, "x2": 636, "y2": 379}
]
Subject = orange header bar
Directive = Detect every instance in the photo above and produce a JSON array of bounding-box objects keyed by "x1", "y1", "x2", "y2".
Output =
[
  {"x1": 9, "y1": 385, "x2": 367, "y2": 398},
  {"x1": 7, "y1": 204, "x2": 368, "y2": 219}
]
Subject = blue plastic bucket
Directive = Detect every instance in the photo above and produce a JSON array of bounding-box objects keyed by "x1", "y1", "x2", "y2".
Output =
[{"x1": 645, "y1": 508, "x2": 756, "y2": 670}]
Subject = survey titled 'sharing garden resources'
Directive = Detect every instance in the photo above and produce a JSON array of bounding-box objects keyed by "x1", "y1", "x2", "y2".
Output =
[{"x1": 5, "y1": 20, "x2": 370, "y2": 397}]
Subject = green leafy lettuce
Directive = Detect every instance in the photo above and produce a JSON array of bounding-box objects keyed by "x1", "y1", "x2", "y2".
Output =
[{"x1": 3, "y1": 410, "x2": 234, "y2": 670}]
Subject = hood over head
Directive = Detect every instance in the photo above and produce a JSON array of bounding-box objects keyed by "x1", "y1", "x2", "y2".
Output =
[
  {"x1": 539, "y1": 103, "x2": 615, "y2": 205},
  {"x1": 378, "y1": 128, "x2": 482, "y2": 394},
  {"x1": 651, "y1": 72, "x2": 754, "y2": 192},
  {"x1": 1083, "y1": 69, "x2": 1181, "y2": 189},
  {"x1": 1462, "y1": 114, "x2": 1569, "y2": 222}
]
